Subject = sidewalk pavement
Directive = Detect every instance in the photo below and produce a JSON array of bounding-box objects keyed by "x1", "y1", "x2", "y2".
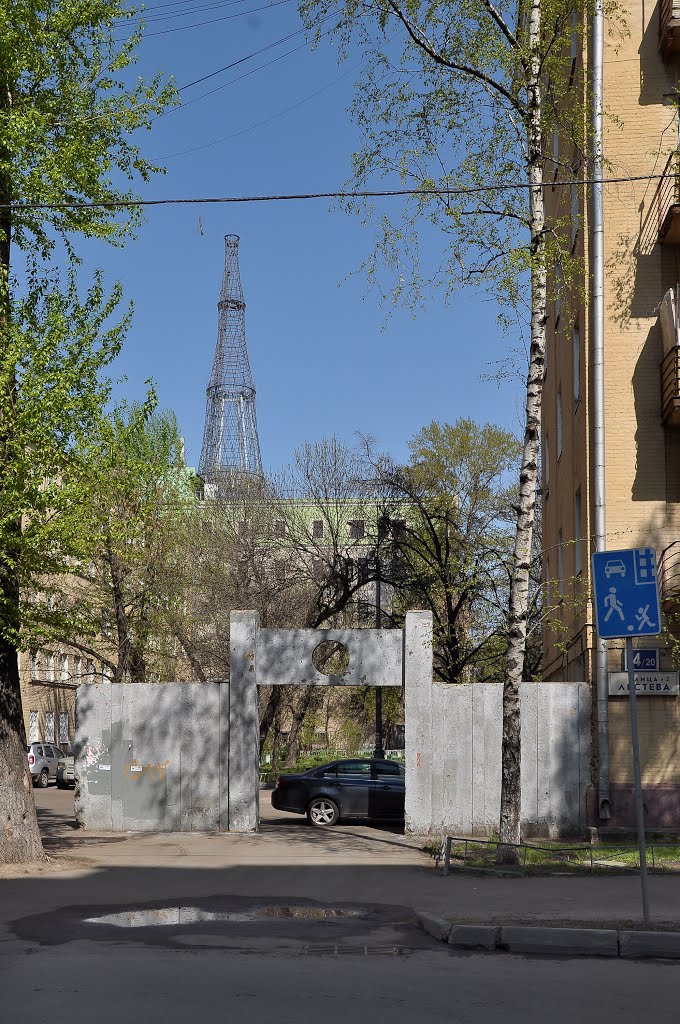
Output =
[{"x1": 2, "y1": 790, "x2": 679, "y2": 942}]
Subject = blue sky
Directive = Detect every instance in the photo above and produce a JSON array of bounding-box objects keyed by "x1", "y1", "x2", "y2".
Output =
[{"x1": 83, "y1": 1, "x2": 522, "y2": 474}]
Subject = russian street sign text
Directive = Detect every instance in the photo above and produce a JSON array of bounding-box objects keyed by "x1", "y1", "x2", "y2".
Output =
[{"x1": 609, "y1": 671, "x2": 679, "y2": 695}]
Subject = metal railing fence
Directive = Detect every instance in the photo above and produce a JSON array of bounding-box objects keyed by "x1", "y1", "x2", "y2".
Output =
[{"x1": 439, "y1": 835, "x2": 680, "y2": 875}]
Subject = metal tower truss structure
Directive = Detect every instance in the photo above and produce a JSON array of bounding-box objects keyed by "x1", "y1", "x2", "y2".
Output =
[{"x1": 199, "y1": 234, "x2": 264, "y2": 495}]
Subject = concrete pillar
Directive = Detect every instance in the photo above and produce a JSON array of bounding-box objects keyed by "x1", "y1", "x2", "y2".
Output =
[
  {"x1": 228, "y1": 611, "x2": 260, "y2": 831},
  {"x1": 404, "y1": 610, "x2": 433, "y2": 834}
]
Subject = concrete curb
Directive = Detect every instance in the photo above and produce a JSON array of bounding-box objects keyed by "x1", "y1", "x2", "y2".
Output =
[
  {"x1": 414, "y1": 911, "x2": 680, "y2": 960},
  {"x1": 500, "y1": 926, "x2": 618, "y2": 957},
  {"x1": 619, "y1": 930, "x2": 680, "y2": 959}
]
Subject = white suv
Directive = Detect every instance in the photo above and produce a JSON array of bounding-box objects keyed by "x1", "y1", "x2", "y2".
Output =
[{"x1": 26, "y1": 743, "x2": 67, "y2": 788}]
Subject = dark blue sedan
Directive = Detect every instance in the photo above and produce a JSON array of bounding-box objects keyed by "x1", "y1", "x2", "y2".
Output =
[{"x1": 271, "y1": 758, "x2": 405, "y2": 826}]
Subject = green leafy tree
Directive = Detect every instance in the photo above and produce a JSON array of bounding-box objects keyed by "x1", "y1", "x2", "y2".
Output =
[
  {"x1": 61, "y1": 402, "x2": 195, "y2": 686},
  {"x1": 0, "y1": 1, "x2": 173, "y2": 864},
  {"x1": 374, "y1": 418, "x2": 522, "y2": 684},
  {"x1": 299, "y1": 0, "x2": 606, "y2": 859}
]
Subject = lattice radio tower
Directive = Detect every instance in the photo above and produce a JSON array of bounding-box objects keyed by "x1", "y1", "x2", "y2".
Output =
[{"x1": 198, "y1": 234, "x2": 263, "y2": 495}]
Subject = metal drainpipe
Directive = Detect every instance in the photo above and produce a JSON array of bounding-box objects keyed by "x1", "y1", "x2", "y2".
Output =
[{"x1": 592, "y1": 0, "x2": 610, "y2": 819}]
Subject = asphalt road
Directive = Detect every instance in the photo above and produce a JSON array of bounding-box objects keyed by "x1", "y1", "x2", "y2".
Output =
[
  {"x1": 3, "y1": 936, "x2": 680, "y2": 1023},
  {"x1": 2, "y1": 786, "x2": 678, "y2": 1022}
]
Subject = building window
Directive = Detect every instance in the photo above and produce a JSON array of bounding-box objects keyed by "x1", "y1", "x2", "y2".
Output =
[
  {"x1": 573, "y1": 324, "x2": 581, "y2": 405},
  {"x1": 355, "y1": 557, "x2": 371, "y2": 585},
  {"x1": 545, "y1": 557, "x2": 551, "y2": 606},
  {"x1": 60, "y1": 654, "x2": 69, "y2": 685},
  {"x1": 30, "y1": 651, "x2": 40, "y2": 680},
  {"x1": 86, "y1": 659, "x2": 95, "y2": 681},
  {"x1": 59, "y1": 712, "x2": 69, "y2": 745},
  {"x1": 312, "y1": 520, "x2": 324, "y2": 540},
  {"x1": 570, "y1": 181, "x2": 579, "y2": 248},
  {"x1": 73, "y1": 657, "x2": 82, "y2": 684},
  {"x1": 555, "y1": 261, "x2": 563, "y2": 324},
  {"x1": 44, "y1": 711, "x2": 55, "y2": 742},
  {"x1": 574, "y1": 490, "x2": 583, "y2": 576},
  {"x1": 44, "y1": 651, "x2": 54, "y2": 682},
  {"x1": 557, "y1": 529, "x2": 564, "y2": 601},
  {"x1": 544, "y1": 431, "x2": 550, "y2": 491},
  {"x1": 390, "y1": 519, "x2": 406, "y2": 539},
  {"x1": 29, "y1": 710, "x2": 39, "y2": 743},
  {"x1": 570, "y1": 9, "x2": 578, "y2": 78},
  {"x1": 557, "y1": 389, "x2": 563, "y2": 458},
  {"x1": 348, "y1": 519, "x2": 365, "y2": 540}
]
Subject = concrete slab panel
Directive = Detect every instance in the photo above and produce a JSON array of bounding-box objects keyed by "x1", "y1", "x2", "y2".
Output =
[
  {"x1": 257, "y1": 628, "x2": 403, "y2": 687},
  {"x1": 404, "y1": 612, "x2": 433, "y2": 834},
  {"x1": 229, "y1": 611, "x2": 260, "y2": 832}
]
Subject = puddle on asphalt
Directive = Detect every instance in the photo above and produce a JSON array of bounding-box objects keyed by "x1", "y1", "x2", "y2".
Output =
[{"x1": 85, "y1": 905, "x2": 365, "y2": 927}]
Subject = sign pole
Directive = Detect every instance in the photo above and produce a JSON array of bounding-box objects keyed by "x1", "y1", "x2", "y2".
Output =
[{"x1": 626, "y1": 636, "x2": 651, "y2": 925}]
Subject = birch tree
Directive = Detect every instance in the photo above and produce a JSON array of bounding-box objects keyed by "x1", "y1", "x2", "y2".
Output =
[{"x1": 300, "y1": 0, "x2": 595, "y2": 859}]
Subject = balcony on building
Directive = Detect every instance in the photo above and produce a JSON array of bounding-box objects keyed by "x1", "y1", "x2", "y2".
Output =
[
  {"x1": 660, "y1": 541, "x2": 680, "y2": 610},
  {"x1": 657, "y1": 153, "x2": 680, "y2": 244},
  {"x1": 660, "y1": 0, "x2": 680, "y2": 57},
  {"x1": 660, "y1": 286, "x2": 680, "y2": 425}
]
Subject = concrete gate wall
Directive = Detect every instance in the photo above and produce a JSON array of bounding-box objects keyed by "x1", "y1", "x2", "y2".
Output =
[
  {"x1": 74, "y1": 682, "x2": 232, "y2": 831},
  {"x1": 75, "y1": 609, "x2": 591, "y2": 836}
]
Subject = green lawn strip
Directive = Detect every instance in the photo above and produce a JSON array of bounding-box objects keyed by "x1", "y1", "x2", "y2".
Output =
[{"x1": 429, "y1": 838, "x2": 680, "y2": 873}]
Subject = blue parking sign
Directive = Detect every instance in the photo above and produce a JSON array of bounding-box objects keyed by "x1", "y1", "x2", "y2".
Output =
[{"x1": 592, "y1": 548, "x2": 662, "y2": 639}]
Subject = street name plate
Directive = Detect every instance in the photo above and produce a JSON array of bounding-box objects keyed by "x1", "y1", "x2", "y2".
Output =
[{"x1": 608, "y1": 671, "x2": 679, "y2": 695}]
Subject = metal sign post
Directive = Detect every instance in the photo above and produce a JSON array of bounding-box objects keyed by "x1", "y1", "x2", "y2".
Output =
[
  {"x1": 626, "y1": 636, "x2": 650, "y2": 925},
  {"x1": 592, "y1": 547, "x2": 661, "y2": 928}
]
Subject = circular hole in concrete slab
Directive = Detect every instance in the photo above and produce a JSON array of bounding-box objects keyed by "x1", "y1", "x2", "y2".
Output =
[{"x1": 312, "y1": 640, "x2": 350, "y2": 676}]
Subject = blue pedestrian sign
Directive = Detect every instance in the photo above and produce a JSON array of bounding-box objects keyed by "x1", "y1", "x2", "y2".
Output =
[{"x1": 592, "y1": 548, "x2": 662, "y2": 639}]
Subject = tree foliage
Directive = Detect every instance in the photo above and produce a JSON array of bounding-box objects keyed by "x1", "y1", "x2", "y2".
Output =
[
  {"x1": 374, "y1": 418, "x2": 523, "y2": 683},
  {"x1": 0, "y1": 0, "x2": 174, "y2": 864},
  {"x1": 56, "y1": 402, "x2": 195, "y2": 686},
  {"x1": 297, "y1": 0, "x2": 611, "y2": 858}
]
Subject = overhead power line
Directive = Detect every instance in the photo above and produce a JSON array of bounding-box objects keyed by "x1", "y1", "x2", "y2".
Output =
[
  {"x1": 119, "y1": 0, "x2": 258, "y2": 25},
  {"x1": 158, "y1": 59, "x2": 363, "y2": 159},
  {"x1": 116, "y1": 0, "x2": 293, "y2": 40},
  {"x1": 3, "y1": 173, "x2": 673, "y2": 212}
]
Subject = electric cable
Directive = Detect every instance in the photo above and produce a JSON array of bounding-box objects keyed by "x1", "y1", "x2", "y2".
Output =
[
  {"x1": 3, "y1": 172, "x2": 675, "y2": 212},
  {"x1": 157, "y1": 59, "x2": 363, "y2": 159},
  {"x1": 115, "y1": 0, "x2": 293, "y2": 40}
]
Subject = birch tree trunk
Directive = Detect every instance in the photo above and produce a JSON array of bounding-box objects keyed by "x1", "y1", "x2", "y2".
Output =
[{"x1": 497, "y1": 0, "x2": 547, "y2": 864}]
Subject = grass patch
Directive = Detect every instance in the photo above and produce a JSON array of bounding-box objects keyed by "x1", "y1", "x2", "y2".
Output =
[{"x1": 430, "y1": 837, "x2": 680, "y2": 874}]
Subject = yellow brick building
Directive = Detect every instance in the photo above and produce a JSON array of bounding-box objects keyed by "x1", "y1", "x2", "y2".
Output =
[{"x1": 543, "y1": 1, "x2": 680, "y2": 827}]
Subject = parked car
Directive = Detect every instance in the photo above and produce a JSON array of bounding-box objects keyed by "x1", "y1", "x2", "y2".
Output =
[
  {"x1": 26, "y1": 743, "x2": 67, "y2": 788},
  {"x1": 271, "y1": 758, "x2": 405, "y2": 826},
  {"x1": 56, "y1": 755, "x2": 75, "y2": 789}
]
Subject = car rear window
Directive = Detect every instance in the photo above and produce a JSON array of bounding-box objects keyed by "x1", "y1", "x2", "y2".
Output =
[
  {"x1": 336, "y1": 761, "x2": 372, "y2": 778},
  {"x1": 375, "y1": 762, "x2": 405, "y2": 779}
]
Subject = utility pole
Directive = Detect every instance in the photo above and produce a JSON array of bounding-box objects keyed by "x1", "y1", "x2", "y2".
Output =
[{"x1": 373, "y1": 512, "x2": 385, "y2": 760}]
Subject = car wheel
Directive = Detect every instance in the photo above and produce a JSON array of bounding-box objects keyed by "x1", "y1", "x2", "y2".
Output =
[
  {"x1": 307, "y1": 797, "x2": 339, "y2": 827},
  {"x1": 38, "y1": 769, "x2": 49, "y2": 789}
]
